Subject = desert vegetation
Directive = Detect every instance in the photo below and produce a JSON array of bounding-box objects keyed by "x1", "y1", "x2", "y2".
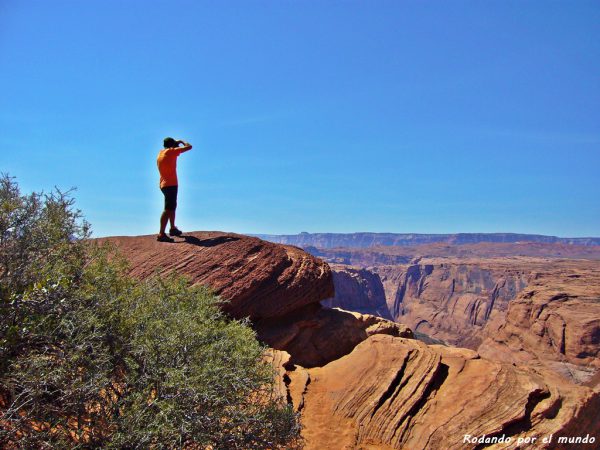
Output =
[{"x1": 0, "y1": 174, "x2": 300, "y2": 449}]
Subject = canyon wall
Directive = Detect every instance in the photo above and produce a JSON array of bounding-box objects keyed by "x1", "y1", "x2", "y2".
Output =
[
  {"x1": 325, "y1": 258, "x2": 533, "y2": 348},
  {"x1": 374, "y1": 258, "x2": 532, "y2": 349},
  {"x1": 321, "y1": 265, "x2": 393, "y2": 320},
  {"x1": 325, "y1": 255, "x2": 600, "y2": 385},
  {"x1": 478, "y1": 264, "x2": 600, "y2": 384}
]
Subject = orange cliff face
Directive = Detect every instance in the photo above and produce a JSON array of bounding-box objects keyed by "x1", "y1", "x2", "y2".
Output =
[
  {"x1": 100, "y1": 232, "x2": 599, "y2": 449},
  {"x1": 323, "y1": 252, "x2": 600, "y2": 386},
  {"x1": 321, "y1": 265, "x2": 393, "y2": 320},
  {"x1": 478, "y1": 265, "x2": 600, "y2": 383}
]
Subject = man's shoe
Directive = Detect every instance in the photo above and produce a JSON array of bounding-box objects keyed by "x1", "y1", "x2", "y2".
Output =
[
  {"x1": 169, "y1": 227, "x2": 183, "y2": 237},
  {"x1": 157, "y1": 234, "x2": 174, "y2": 243}
]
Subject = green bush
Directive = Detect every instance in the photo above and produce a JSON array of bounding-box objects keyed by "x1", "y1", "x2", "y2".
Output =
[{"x1": 0, "y1": 174, "x2": 300, "y2": 449}]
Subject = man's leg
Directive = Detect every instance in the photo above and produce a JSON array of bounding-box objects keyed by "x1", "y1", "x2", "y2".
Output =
[
  {"x1": 169, "y1": 209, "x2": 176, "y2": 229},
  {"x1": 159, "y1": 186, "x2": 175, "y2": 237},
  {"x1": 157, "y1": 209, "x2": 174, "y2": 242},
  {"x1": 168, "y1": 186, "x2": 181, "y2": 234},
  {"x1": 159, "y1": 210, "x2": 170, "y2": 236}
]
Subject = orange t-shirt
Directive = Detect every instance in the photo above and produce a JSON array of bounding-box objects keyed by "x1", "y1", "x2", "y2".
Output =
[{"x1": 157, "y1": 148, "x2": 183, "y2": 188}]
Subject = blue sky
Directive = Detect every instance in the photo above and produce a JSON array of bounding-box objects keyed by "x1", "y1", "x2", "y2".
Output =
[{"x1": 1, "y1": 1, "x2": 599, "y2": 237}]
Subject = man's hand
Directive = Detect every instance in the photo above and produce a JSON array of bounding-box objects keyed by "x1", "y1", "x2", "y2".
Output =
[{"x1": 176, "y1": 140, "x2": 193, "y2": 152}]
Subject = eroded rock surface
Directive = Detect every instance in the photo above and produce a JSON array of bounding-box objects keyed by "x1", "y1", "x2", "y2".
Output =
[
  {"x1": 256, "y1": 303, "x2": 412, "y2": 367},
  {"x1": 479, "y1": 266, "x2": 600, "y2": 384},
  {"x1": 374, "y1": 258, "x2": 533, "y2": 348},
  {"x1": 278, "y1": 335, "x2": 599, "y2": 450},
  {"x1": 321, "y1": 265, "x2": 393, "y2": 319},
  {"x1": 326, "y1": 255, "x2": 600, "y2": 385},
  {"x1": 99, "y1": 231, "x2": 334, "y2": 320},
  {"x1": 101, "y1": 232, "x2": 409, "y2": 367}
]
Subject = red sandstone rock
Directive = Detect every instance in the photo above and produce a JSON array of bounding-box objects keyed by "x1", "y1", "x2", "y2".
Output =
[
  {"x1": 255, "y1": 303, "x2": 412, "y2": 368},
  {"x1": 98, "y1": 231, "x2": 334, "y2": 320},
  {"x1": 101, "y1": 231, "x2": 412, "y2": 367},
  {"x1": 478, "y1": 266, "x2": 600, "y2": 384},
  {"x1": 281, "y1": 335, "x2": 599, "y2": 450},
  {"x1": 322, "y1": 265, "x2": 393, "y2": 319},
  {"x1": 373, "y1": 257, "x2": 532, "y2": 348},
  {"x1": 326, "y1": 254, "x2": 600, "y2": 385}
]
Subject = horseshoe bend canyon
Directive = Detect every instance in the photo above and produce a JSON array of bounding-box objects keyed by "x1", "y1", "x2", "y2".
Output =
[{"x1": 103, "y1": 231, "x2": 600, "y2": 449}]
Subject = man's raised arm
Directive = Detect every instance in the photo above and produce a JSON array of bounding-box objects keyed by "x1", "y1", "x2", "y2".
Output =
[{"x1": 177, "y1": 140, "x2": 192, "y2": 152}]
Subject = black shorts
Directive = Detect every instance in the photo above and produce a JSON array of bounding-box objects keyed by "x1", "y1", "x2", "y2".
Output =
[{"x1": 161, "y1": 185, "x2": 178, "y2": 211}]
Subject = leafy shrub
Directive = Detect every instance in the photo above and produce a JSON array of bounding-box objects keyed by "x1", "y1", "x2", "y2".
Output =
[{"x1": 0, "y1": 174, "x2": 300, "y2": 449}]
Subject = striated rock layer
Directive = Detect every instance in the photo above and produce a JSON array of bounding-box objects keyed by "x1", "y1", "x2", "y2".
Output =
[
  {"x1": 326, "y1": 258, "x2": 534, "y2": 347},
  {"x1": 100, "y1": 232, "x2": 406, "y2": 366},
  {"x1": 256, "y1": 303, "x2": 412, "y2": 368},
  {"x1": 479, "y1": 265, "x2": 600, "y2": 384},
  {"x1": 321, "y1": 265, "x2": 393, "y2": 320},
  {"x1": 278, "y1": 335, "x2": 600, "y2": 450},
  {"x1": 98, "y1": 231, "x2": 334, "y2": 320},
  {"x1": 326, "y1": 255, "x2": 600, "y2": 384},
  {"x1": 374, "y1": 257, "x2": 533, "y2": 348}
]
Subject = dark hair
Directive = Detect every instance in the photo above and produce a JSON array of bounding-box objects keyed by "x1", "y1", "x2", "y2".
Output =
[{"x1": 163, "y1": 137, "x2": 177, "y2": 148}]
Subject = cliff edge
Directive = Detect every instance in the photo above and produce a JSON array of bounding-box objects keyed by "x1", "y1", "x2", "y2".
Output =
[{"x1": 99, "y1": 231, "x2": 334, "y2": 320}]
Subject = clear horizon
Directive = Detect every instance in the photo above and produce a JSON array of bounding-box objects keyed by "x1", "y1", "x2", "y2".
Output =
[
  {"x1": 1, "y1": 1, "x2": 599, "y2": 238},
  {"x1": 254, "y1": 231, "x2": 600, "y2": 239}
]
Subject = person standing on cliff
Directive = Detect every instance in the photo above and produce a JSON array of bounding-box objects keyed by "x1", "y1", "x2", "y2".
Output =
[{"x1": 156, "y1": 137, "x2": 192, "y2": 242}]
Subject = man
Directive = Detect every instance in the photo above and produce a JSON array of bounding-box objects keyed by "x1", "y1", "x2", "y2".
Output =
[{"x1": 157, "y1": 137, "x2": 192, "y2": 242}]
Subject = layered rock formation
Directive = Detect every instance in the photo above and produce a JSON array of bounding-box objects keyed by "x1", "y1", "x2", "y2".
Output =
[
  {"x1": 277, "y1": 335, "x2": 599, "y2": 450},
  {"x1": 256, "y1": 303, "x2": 411, "y2": 367},
  {"x1": 100, "y1": 232, "x2": 406, "y2": 366},
  {"x1": 479, "y1": 264, "x2": 600, "y2": 384},
  {"x1": 321, "y1": 265, "x2": 393, "y2": 320},
  {"x1": 323, "y1": 258, "x2": 534, "y2": 347},
  {"x1": 374, "y1": 258, "x2": 533, "y2": 348},
  {"x1": 326, "y1": 256, "x2": 600, "y2": 383},
  {"x1": 98, "y1": 231, "x2": 334, "y2": 320},
  {"x1": 101, "y1": 232, "x2": 599, "y2": 449}
]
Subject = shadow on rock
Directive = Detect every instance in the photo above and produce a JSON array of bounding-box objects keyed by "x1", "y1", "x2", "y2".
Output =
[
  {"x1": 182, "y1": 235, "x2": 241, "y2": 247},
  {"x1": 255, "y1": 303, "x2": 413, "y2": 368}
]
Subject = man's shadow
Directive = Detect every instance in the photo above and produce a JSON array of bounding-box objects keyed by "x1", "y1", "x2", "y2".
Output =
[{"x1": 180, "y1": 235, "x2": 240, "y2": 247}]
